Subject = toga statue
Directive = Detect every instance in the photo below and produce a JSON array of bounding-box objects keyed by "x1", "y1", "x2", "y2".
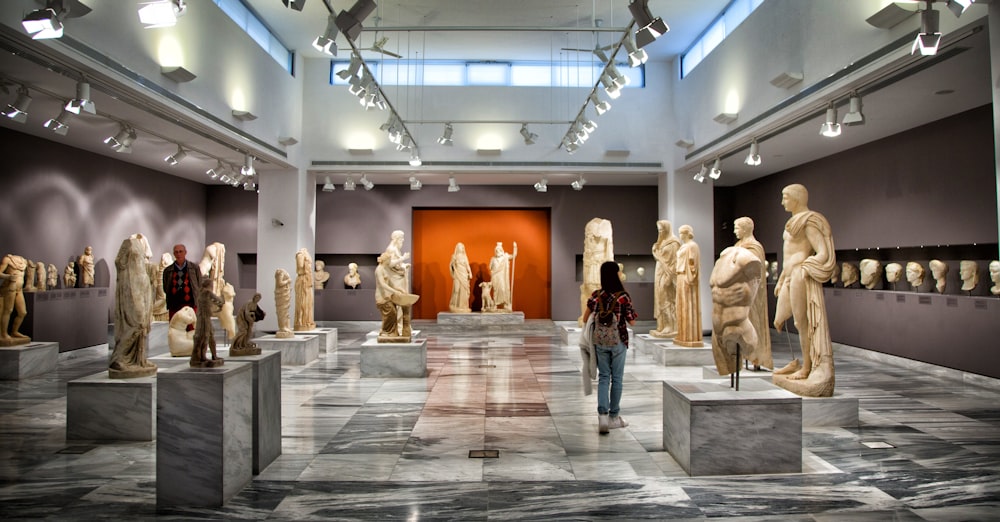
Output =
[
  {"x1": 231, "y1": 293, "x2": 265, "y2": 356},
  {"x1": 731, "y1": 217, "x2": 772, "y2": 369},
  {"x1": 488, "y1": 242, "x2": 517, "y2": 313},
  {"x1": 152, "y1": 253, "x2": 173, "y2": 321},
  {"x1": 190, "y1": 284, "x2": 224, "y2": 368},
  {"x1": 274, "y1": 268, "x2": 293, "y2": 338},
  {"x1": 673, "y1": 225, "x2": 704, "y2": 347},
  {"x1": 198, "y1": 242, "x2": 226, "y2": 297},
  {"x1": 448, "y1": 242, "x2": 472, "y2": 313},
  {"x1": 579, "y1": 218, "x2": 614, "y2": 324},
  {"x1": 109, "y1": 234, "x2": 158, "y2": 378},
  {"x1": 650, "y1": 220, "x2": 681, "y2": 338},
  {"x1": 314, "y1": 260, "x2": 330, "y2": 289},
  {"x1": 0, "y1": 253, "x2": 30, "y2": 346},
  {"x1": 294, "y1": 248, "x2": 316, "y2": 331},
  {"x1": 709, "y1": 245, "x2": 763, "y2": 376},
  {"x1": 78, "y1": 246, "x2": 95, "y2": 287},
  {"x1": 772, "y1": 184, "x2": 837, "y2": 397}
]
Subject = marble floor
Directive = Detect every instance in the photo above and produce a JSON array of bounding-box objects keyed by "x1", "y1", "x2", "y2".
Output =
[{"x1": 1, "y1": 321, "x2": 999, "y2": 520}]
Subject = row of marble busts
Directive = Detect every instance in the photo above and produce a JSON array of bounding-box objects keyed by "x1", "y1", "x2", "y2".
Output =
[
  {"x1": 13, "y1": 247, "x2": 96, "y2": 292},
  {"x1": 313, "y1": 260, "x2": 361, "y2": 289},
  {"x1": 837, "y1": 259, "x2": 1000, "y2": 294}
]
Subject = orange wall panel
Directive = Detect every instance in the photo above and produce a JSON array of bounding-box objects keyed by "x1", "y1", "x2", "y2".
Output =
[{"x1": 412, "y1": 209, "x2": 551, "y2": 319}]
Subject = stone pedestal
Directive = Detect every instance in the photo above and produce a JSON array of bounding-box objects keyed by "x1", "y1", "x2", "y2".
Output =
[
  {"x1": 146, "y1": 321, "x2": 169, "y2": 357},
  {"x1": 294, "y1": 327, "x2": 337, "y2": 353},
  {"x1": 361, "y1": 338, "x2": 427, "y2": 377},
  {"x1": 366, "y1": 330, "x2": 421, "y2": 342},
  {"x1": 0, "y1": 341, "x2": 58, "y2": 380},
  {"x1": 559, "y1": 325, "x2": 582, "y2": 346},
  {"x1": 701, "y1": 365, "x2": 773, "y2": 380},
  {"x1": 252, "y1": 334, "x2": 319, "y2": 365},
  {"x1": 802, "y1": 395, "x2": 860, "y2": 427},
  {"x1": 436, "y1": 312, "x2": 525, "y2": 325},
  {"x1": 220, "y1": 350, "x2": 282, "y2": 474},
  {"x1": 156, "y1": 363, "x2": 253, "y2": 508},
  {"x1": 634, "y1": 334, "x2": 714, "y2": 366},
  {"x1": 67, "y1": 372, "x2": 156, "y2": 441},
  {"x1": 663, "y1": 379, "x2": 802, "y2": 476}
]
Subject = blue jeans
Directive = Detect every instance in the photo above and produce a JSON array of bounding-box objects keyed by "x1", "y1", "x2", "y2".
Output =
[{"x1": 596, "y1": 341, "x2": 626, "y2": 416}]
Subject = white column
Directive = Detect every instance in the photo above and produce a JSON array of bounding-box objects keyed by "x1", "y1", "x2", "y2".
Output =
[{"x1": 990, "y1": 3, "x2": 1000, "y2": 256}]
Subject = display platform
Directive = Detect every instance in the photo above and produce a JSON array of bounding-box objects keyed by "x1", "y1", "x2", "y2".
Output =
[
  {"x1": 360, "y1": 338, "x2": 427, "y2": 378},
  {"x1": 802, "y1": 394, "x2": 860, "y2": 427},
  {"x1": 635, "y1": 335, "x2": 714, "y2": 366},
  {"x1": 66, "y1": 371, "x2": 156, "y2": 441},
  {"x1": 23, "y1": 288, "x2": 109, "y2": 352},
  {"x1": 663, "y1": 378, "x2": 802, "y2": 476},
  {"x1": 219, "y1": 349, "x2": 282, "y2": 474},
  {"x1": 293, "y1": 327, "x2": 337, "y2": 353},
  {"x1": 156, "y1": 363, "x2": 252, "y2": 507},
  {"x1": 436, "y1": 312, "x2": 525, "y2": 325},
  {"x1": 0, "y1": 341, "x2": 58, "y2": 380},
  {"x1": 701, "y1": 365, "x2": 773, "y2": 380},
  {"x1": 559, "y1": 324, "x2": 582, "y2": 346},
  {"x1": 366, "y1": 330, "x2": 421, "y2": 341},
  {"x1": 252, "y1": 334, "x2": 318, "y2": 365}
]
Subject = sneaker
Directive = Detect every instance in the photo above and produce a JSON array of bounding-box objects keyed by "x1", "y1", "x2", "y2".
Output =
[
  {"x1": 598, "y1": 413, "x2": 609, "y2": 434},
  {"x1": 608, "y1": 416, "x2": 629, "y2": 429}
]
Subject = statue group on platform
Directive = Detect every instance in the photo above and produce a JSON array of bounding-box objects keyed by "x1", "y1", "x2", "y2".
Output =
[
  {"x1": 375, "y1": 230, "x2": 418, "y2": 342},
  {"x1": 444, "y1": 240, "x2": 519, "y2": 314}
]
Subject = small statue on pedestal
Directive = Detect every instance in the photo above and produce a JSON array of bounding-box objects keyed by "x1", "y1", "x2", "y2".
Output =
[
  {"x1": 230, "y1": 293, "x2": 265, "y2": 356},
  {"x1": 190, "y1": 285, "x2": 224, "y2": 368}
]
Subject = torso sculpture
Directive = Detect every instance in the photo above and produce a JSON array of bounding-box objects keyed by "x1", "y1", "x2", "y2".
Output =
[
  {"x1": 772, "y1": 184, "x2": 837, "y2": 397},
  {"x1": 673, "y1": 225, "x2": 703, "y2": 347},
  {"x1": 709, "y1": 246, "x2": 763, "y2": 376},
  {"x1": 190, "y1": 284, "x2": 224, "y2": 367},
  {"x1": 488, "y1": 242, "x2": 516, "y2": 313},
  {"x1": 294, "y1": 248, "x2": 316, "y2": 331},
  {"x1": 449, "y1": 242, "x2": 472, "y2": 313},
  {"x1": 731, "y1": 217, "x2": 772, "y2": 369},
  {"x1": 218, "y1": 282, "x2": 236, "y2": 338},
  {"x1": 274, "y1": 269, "x2": 293, "y2": 338},
  {"x1": 167, "y1": 306, "x2": 196, "y2": 357},
  {"x1": 109, "y1": 234, "x2": 157, "y2": 378},
  {"x1": 198, "y1": 242, "x2": 226, "y2": 297},
  {"x1": 579, "y1": 218, "x2": 614, "y2": 324},
  {"x1": 231, "y1": 293, "x2": 265, "y2": 356},
  {"x1": 650, "y1": 220, "x2": 680, "y2": 338},
  {"x1": 0, "y1": 254, "x2": 30, "y2": 346}
]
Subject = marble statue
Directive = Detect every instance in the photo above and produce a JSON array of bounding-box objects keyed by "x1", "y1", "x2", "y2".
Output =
[
  {"x1": 218, "y1": 282, "x2": 236, "y2": 338},
  {"x1": 709, "y1": 245, "x2": 764, "y2": 376},
  {"x1": 230, "y1": 293, "x2": 265, "y2": 356},
  {"x1": 841, "y1": 262, "x2": 858, "y2": 287},
  {"x1": 344, "y1": 262, "x2": 361, "y2": 289},
  {"x1": 990, "y1": 260, "x2": 1000, "y2": 296},
  {"x1": 167, "y1": 305, "x2": 196, "y2": 357},
  {"x1": 959, "y1": 260, "x2": 979, "y2": 292},
  {"x1": 24, "y1": 260, "x2": 36, "y2": 293},
  {"x1": 152, "y1": 253, "x2": 173, "y2": 321},
  {"x1": 0, "y1": 253, "x2": 30, "y2": 346},
  {"x1": 731, "y1": 216, "x2": 772, "y2": 369},
  {"x1": 109, "y1": 234, "x2": 157, "y2": 378},
  {"x1": 294, "y1": 248, "x2": 316, "y2": 331},
  {"x1": 860, "y1": 259, "x2": 882, "y2": 290},
  {"x1": 885, "y1": 262, "x2": 903, "y2": 286},
  {"x1": 314, "y1": 260, "x2": 330, "y2": 289},
  {"x1": 198, "y1": 242, "x2": 226, "y2": 297},
  {"x1": 274, "y1": 268, "x2": 293, "y2": 338},
  {"x1": 489, "y1": 242, "x2": 517, "y2": 313},
  {"x1": 769, "y1": 261, "x2": 779, "y2": 283},
  {"x1": 375, "y1": 230, "x2": 418, "y2": 342},
  {"x1": 35, "y1": 261, "x2": 46, "y2": 291},
  {"x1": 63, "y1": 261, "x2": 77, "y2": 289},
  {"x1": 190, "y1": 284, "x2": 224, "y2": 368},
  {"x1": 448, "y1": 242, "x2": 473, "y2": 313},
  {"x1": 929, "y1": 259, "x2": 949, "y2": 294},
  {"x1": 674, "y1": 225, "x2": 703, "y2": 348},
  {"x1": 772, "y1": 184, "x2": 837, "y2": 398},
  {"x1": 47, "y1": 263, "x2": 57, "y2": 289},
  {"x1": 479, "y1": 281, "x2": 495, "y2": 312},
  {"x1": 906, "y1": 262, "x2": 925, "y2": 290},
  {"x1": 79, "y1": 246, "x2": 95, "y2": 287},
  {"x1": 650, "y1": 220, "x2": 681, "y2": 338},
  {"x1": 579, "y1": 218, "x2": 614, "y2": 324},
  {"x1": 636, "y1": 266, "x2": 645, "y2": 278}
]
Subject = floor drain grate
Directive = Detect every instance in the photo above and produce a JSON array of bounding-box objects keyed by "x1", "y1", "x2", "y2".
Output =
[
  {"x1": 478, "y1": 365, "x2": 497, "y2": 368},
  {"x1": 469, "y1": 449, "x2": 500, "y2": 459},
  {"x1": 860, "y1": 441, "x2": 895, "y2": 449}
]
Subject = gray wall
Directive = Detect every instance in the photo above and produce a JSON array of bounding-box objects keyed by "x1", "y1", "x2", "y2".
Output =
[{"x1": 205, "y1": 186, "x2": 258, "y2": 307}]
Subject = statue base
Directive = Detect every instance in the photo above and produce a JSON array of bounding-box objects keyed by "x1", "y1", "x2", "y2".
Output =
[
  {"x1": 275, "y1": 330, "x2": 294, "y2": 339},
  {"x1": 673, "y1": 339, "x2": 705, "y2": 348},
  {"x1": 293, "y1": 323, "x2": 317, "y2": 332},
  {"x1": 67, "y1": 371, "x2": 156, "y2": 441},
  {"x1": 377, "y1": 334, "x2": 413, "y2": 343},
  {"x1": 108, "y1": 365, "x2": 158, "y2": 379},
  {"x1": 190, "y1": 358, "x2": 225, "y2": 368},
  {"x1": 0, "y1": 341, "x2": 58, "y2": 380},
  {"x1": 0, "y1": 336, "x2": 31, "y2": 347},
  {"x1": 649, "y1": 329, "x2": 676, "y2": 339},
  {"x1": 229, "y1": 346, "x2": 262, "y2": 357}
]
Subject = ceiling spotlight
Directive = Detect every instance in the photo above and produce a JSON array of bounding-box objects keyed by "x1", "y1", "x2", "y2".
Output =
[
  {"x1": 335, "y1": 0, "x2": 377, "y2": 41},
  {"x1": 65, "y1": 81, "x2": 95, "y2": 114},
  {"x1": 820, "y1": 102, "x2": 842, "y2": 137},
  {"x1": 313, "y1": 14, "x2": 339, "y2": 55},
  {"x1": 571, "y1": 176, "x2": 586, "y2": 191},
  {"x1": 629, "y1": 0, "x2": 670, "y2": 49},
  {"x1": 745, "y1": 140, "x2": 761, "y2": 166},
  {"x1": 520, "y1": 123, "x2": 538, "y2": 145},
  {"x1": 165, "y1": 144, "x2": 187, "y2": 165},
  {"x1": 2, "y1": 87, "x2": 32, "y2": 123},
  {"x1": 600, "y1": 73, "x2": 622, "y2": 99},
  {"x1": 409, "y1": 151, "x2": 422, "y2": 167},
  {"x1": 911, "y1": 7, "x2": 941, "y2": 56},
  {"x1": 533, "y1": 177, "x2": 548, "y2": 193},
  {"x1": 344, "y1": 176, "x2": 356, "y2": 191},
  {"x1": 337, "y1": 54, "x2": 361, "y2": 81},
  {"x1": 22, "y1": 2, "x2": 65, "y2": 40},
  {"x1": 138, "y1": 0, "x2": 186, "y2": 29},
  {"x1": 623, "y1": 32, "x2": 648, "y2": 67},
  {"x1": 437, "y1": 123, "x2": 454, "y2": 146},
  {"x1": 448, "y1": 176, "x2": 460, "y2": 192},
  {"x1": 360, "y1": 174, "x2": 374, "y2": 190},
  {"x1": 322, "y1": 175, "x2": 336, "y2": 192},
  {"x1": 589, "y1": 93, "x2": 610, "y2": 115},
  {"x1": 104, "y1": 124, "x2": 136, "y2": 153},
  {"x1": 946, "y1": 0, "x2": 974, "y2": 18},
  {"x1": 243, "y1": 177, "x2": 257, "y2": 191},
  {"x1": 206, "y1": 160, "x2": 224, "y2": 179},
  {"x1": 43, "y1": 108, "x2": 72, "y2": 135},
  {"x1": 709, "y1": 158, "x2": 722, "y2": 180},
  {"x1": 693, "y1": 164, "x2": 707, "y2": 183},
  {"x1": 282, "y1": 0, "x2": 307, "y2": 11},
  {"x1": 843, "y1": 93, "x2": 865, "y2": 126},
  {"x1": 409, "y1": 176, "x2": 422, "y2": 191},
  {"x1": 241, "y1": 154, "x2": 255, "y2": 176}
]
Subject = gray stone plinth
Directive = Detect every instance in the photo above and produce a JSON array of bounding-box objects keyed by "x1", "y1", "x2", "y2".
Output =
[
  {"x1": 651, "y1": 344, "x2": 715, "y2": 366},
  {"x1": 361, "y1": 339, "x2": 427, "y2": 377},
  {"x1": 802, "y1": 394, "x2": 860, "y2": 427},
  {"x1": 156, "y1": 363, "x2": 253, "y2": 507},
  {"x1": 366, "y1": 330, "x2": 421, "y2": 341},
  {"x1": 146, "y1": 321, "x2": 170, "y2": 357},
  {"x1": 560, "y1": 325, "x2": 582, "y2": 346},
  {"x1": 701, "y1": 365, "x2": 774, "y2": 380},
  {"x1": 0, "y1": 342, "x2": 58, "y2": 380},
  {"x1": 295, "y1": 327, "x2": 337, "y2": 353},
  {"x1": 252, "y1": 334, "x2": 319, "y2": 365},
  {"x1": 663, "y1": 379, "x2": 802, "y2": 476},
  {"x1": 67, "y1": 372, "x2": 156, "y2": 441},
  {"x1": 219, "y1": 350, "x2": 282, "y2": 474},
  {"x1": 436, "y1": 312, "x2": 525, "y2": 325}
]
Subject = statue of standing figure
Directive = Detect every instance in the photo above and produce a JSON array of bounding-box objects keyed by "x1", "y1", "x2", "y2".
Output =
[
  {"x1": 78, "y1": 246, "x2": 95, "y2": 287},
  {"x1": 274, "y1": 269, "x2": 294, "y2": 339},
  {"x1": 109, "y1": 234, "x2": 157, "y2": 378},
  {"x1": 294, "y1": 248, "x2": 316, "y2": 331},
  {"x1": 650, "y1": 220, "x2": 681, "y2": 338},
  {"x1": 673, "y1": 225, "x2": 704, "y2": 348},
  {"x1": 731, "y1": 217, "x2": 772, "y2": 370},
  {"x1": 0, "y1": 253, "x2": 30, "y2": 346},
  {"x1": 64, "y1": 261, "x2": 77, "y2": 289},
  {"x1": 374, "y1": 230, "x2": 418, "y2": 342},
  {"x1": 488, "y1": 242, "x2": 517, "y2": 313},
  {"x1": 190, "y1": 284, "x2": 224, "y2": 368},
  {"x1": 152, "y1": 253, "x2": 173, "y2": 322},
  {"x1": 47, "y1": 263, "x2": 57, "y2": 290},
  {"x1": 579, "y1": 218, "x2": 614, "y2": 324},
  {"x1": 448, "y1": 242, "x2": 472, "y2": 313}
]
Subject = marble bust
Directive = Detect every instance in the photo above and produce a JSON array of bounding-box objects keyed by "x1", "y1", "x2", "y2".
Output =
[
  {"x1": 905, "y1": 262, "x2": 925, "y2": 289},
  {"x1": 344, "y1": 262, "x2": 361, "y2": 289},
  {"x1": 841, "y1": 263, "x2": 859, "y2": 287},
  {"x1": 929, "y1": 260, "x2": 949, "y2": 294},
  {"x1": 859, "y1": 259, "x2": 882, "y2": 290},
  {"x1": 884, "y1": 262, "x2": 903, "y2": 285},
  {"x1": 989, "y1": 260, "x2": 1000, "y2": 296},
  {"x1": 959, "y1": 260, "x2": 979, "y2": 292},
  {"x1": 314, "y1": 260, "x2": 330, "y2": 289}
]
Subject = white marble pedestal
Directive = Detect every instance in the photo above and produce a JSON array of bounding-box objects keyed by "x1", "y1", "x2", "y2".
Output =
[
  {"x1": 635, "y1": 335, "x2": 714, "y2": 366},
  {"x1": 220, "y1": 350, "x2": 282, "y2": 474},
  {"x1": 66, "y1": 372, "x2": 156, "y2": 441},
  {"x1": 361, "y1": 338, "x2": 427, "y2": 377},
  {"x1": 0, "y1": 341, "x2": 58, "y2": 380},
  {"x1": 156, "y1": 363, "x2": 253, "y2": 507},
  {"x1": 294, "y1": 327, "x2": 337, "y2": 353},
  {"x1": 559, "y1": 325, "x2": 582, "y2": 346},
  {"x1": 252, "y1": 334, "x2": 319, "y2": 365},
  {"x1": 366, "y1": 330, "x2": 421, "y2": 341},
  {"x1": 663, "y1": 378, "x2": 802, "y2": 476}
]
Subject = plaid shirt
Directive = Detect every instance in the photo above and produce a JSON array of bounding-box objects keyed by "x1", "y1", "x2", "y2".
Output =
[{"x1": 587, "y1": 290, "x2": 638, "y2": 346}]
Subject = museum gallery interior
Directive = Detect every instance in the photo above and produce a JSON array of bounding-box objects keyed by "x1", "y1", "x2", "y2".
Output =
[{"x1": 1, "y1": 0, "x2": 999, "y2": 519}]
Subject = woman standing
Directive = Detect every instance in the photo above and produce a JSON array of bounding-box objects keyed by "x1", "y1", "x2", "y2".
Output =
[{"x1": 583, "y1": 261, "x2": 638, "y2": 434}]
